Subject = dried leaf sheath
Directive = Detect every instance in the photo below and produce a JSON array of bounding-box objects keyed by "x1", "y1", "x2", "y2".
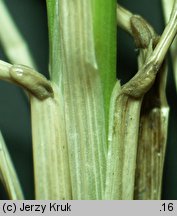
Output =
[
  {"x1": 31, "y1": 83, "x2": 71, "y2": 200},
  {"x1": 106, "y1": 2, "x2": 177, "y2": 198},
  {"x1": 105, "y1": 82, "x2": 142, "y2": 199},
  {"x1": 134, "y1": 63, "x2": 169, "y2": 200}
]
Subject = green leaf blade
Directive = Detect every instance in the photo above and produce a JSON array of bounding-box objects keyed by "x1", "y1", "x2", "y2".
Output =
[{"x1": 91, "y1": 0, "x2": 117, "y2": 130}]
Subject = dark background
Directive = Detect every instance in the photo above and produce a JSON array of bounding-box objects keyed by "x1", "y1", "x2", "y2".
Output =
[{"x1": 0, "y1": 0, "x2": 176, "y2": 199}]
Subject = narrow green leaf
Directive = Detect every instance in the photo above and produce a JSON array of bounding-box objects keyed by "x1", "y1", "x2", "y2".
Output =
[
  {"x1": 46, "y1": 0, "x2": 61, "y2": 83},
  {"x1": 91, "y1": 0, "x2": 117, "y2": 128}
]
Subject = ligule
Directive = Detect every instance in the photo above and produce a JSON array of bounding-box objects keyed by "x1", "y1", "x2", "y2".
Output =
[
  {"x1": 0, "y1": 131, "x2": 24, "y2": 200},
  {"x1": 30, "y1": 83, "x2": 72, "y2": 200}
]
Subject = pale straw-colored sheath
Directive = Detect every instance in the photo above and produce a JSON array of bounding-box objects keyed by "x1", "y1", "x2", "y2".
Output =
[{"x1": 31, "y1": 83, "x2": 72, "y2": 200}]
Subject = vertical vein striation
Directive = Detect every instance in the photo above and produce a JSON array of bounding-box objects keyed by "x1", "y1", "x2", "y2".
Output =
[
  {"x1": 31, "y1": 83, "x2": 72, "y2": 200},
  {"x1": 58, "y1": 0, "x2": 106, "y2": 199},
  {"x1": 105, "y1": 82, "x2": 142, "y2": 199},
  {"x1": 91, "y1": 0, "x2": 117, "y2": 129},
  {"x1": 134, "y1": 64, "x2": 169, "y2": 200}
]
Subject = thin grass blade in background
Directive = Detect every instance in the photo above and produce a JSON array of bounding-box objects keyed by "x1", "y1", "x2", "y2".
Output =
[
  {"x1": 162, "y1": 0, "x2": 177, "y2": 91},
  {"x1": 0, "y1": 131, "x2": 24, "y2": 200},
  {"x1": 0, "y1": 0, "x2": 36, "y2": 68}
]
